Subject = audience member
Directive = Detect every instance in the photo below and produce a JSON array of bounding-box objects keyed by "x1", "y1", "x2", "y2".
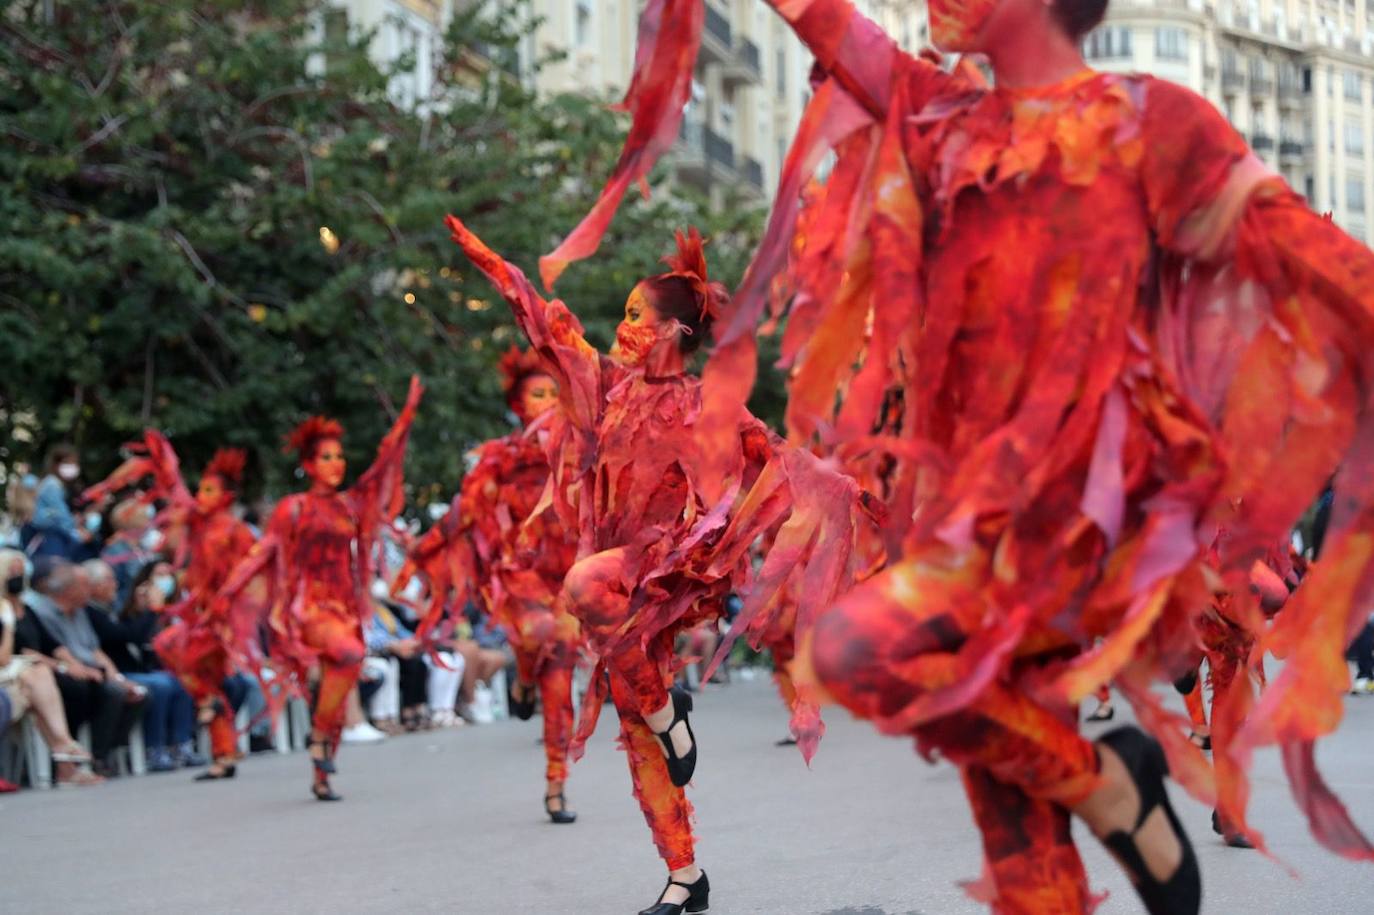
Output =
[
  {"x1": 363, "y1": 600, "x2": 430, "y2": 731},
  {"x1": 100, "y1": 499, "x2": 157, "y2": 608},
  {"x1": 17, "y1": 558, "x2": 146, "y2": 775},
  {"x1": 28, "y1": 444, "x2": 94, "y2": 560},
  {"x1": 0, "y1": 550, "x2": 102, "y2": 786},
  {"x1": 89, "y1": 560, "x2": 204, "y2": 771}
]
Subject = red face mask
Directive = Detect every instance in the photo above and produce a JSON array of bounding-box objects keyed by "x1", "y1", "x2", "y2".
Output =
[{"x1": 612, "y1": 320, "x2": 660, "y2": 366}]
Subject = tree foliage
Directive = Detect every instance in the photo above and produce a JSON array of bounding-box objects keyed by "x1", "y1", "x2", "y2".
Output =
[{"x1": 0, "y1": 0, "x2": 768, "y2": 508}]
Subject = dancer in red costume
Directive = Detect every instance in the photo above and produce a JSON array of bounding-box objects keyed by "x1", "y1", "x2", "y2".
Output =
[
  {"x1": 394, "y1": 347, "x2": 583, "y2": 824},
  {"x1": 84, "y1": 434, "x2": 257, "y2": 781},
  {"x1": 215, "y1": 378, "x2": 422, "y2": 801},
  {"x1": 445, "y1": 217, "x2": 873, "y2": 915},
  {"x1": 535, "y1": 1, "x2": 1374, "y2": 912}
]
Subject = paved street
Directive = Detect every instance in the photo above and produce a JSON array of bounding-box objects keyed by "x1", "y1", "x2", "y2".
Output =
[{"x1": 4, "y1": 673, "x2": 1372, "y2": 915}]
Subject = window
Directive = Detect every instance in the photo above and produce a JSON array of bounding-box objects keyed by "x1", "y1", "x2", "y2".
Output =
[
  {"x1": 1084, "y1": 27, "x2": 1132, "y2": 60},
  {"x1": 1155, "y1": 27, "x2": 1187, "y2": 62},
  {"x1": 575, "y1": 0, "x2": 592, "y2": 48},
  {"x1": 1303, "y1": 66, "x2": 1313, "y2": 93},
  {"x1": 1345, "y1": 70, "x2": 1363, "y2": 101},
  {"x1": 1347, "y1": 175, "x2": 1366, "y2": 212},
  {"x1": 1346, "y1": 118, "x2": 1365, "y2": 156},
  {"x1": 1305, "y1": 175, "x2": 1315, "y2": 202},
  {"x1": 776, "y1": 48, "x2": 786, "y2": 101}
]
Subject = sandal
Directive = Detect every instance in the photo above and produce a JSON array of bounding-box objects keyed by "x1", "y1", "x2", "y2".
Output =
[
  {"x1": 307, "y1": 737, "x2": 341, "y2": 801},
  {"x1": 194, "y1": 760, "x2": 237, "y2": 782},
  {"x1": 544, "y1": 791, "x2": 578, "y2": 825},
  {"x1": 1212, "y1": 809, "x2": 1255, "y2": 849},
  {"x1": 1095, "y1": 727, "x2": 1201, "y2": 915},
  {"x1": 652, "y1": 687, "x2": 697, "y2": 788},
  {"x1": 51, "y1": 743, "x2": 93, "y2": 764},
  {"x1": 638, "y1": 871, "x2": 710, "y2": 915},
  {"x1": 56, "y1": 768, "x2": 105, "y2": 787},
  {"x1": 508, "y1": 679, "x2": 537, "y2": 721}
]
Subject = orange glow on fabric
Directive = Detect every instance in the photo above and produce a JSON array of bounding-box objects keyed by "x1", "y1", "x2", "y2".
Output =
[{"x1": 928, "y1": 0, "x2": 999, "y2": 52}]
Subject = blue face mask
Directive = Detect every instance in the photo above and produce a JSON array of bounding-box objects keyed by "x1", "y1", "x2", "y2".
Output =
[
  {"x1": 153, "y1": 575, "x2": 178, "y2": 600},
  {"x1": 85, "y1": 512, "x2": 103, "y2": 533}
]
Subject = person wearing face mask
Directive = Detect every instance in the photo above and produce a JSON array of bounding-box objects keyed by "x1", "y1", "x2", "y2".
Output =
[
  {"x1": 446, "y1": 219, "x2": 877, "y2": 915},
  {"x1": 87, "y1": 560, "x2": 204, "y2": 772},
  {"x1": 394, "y1": 346, "x2": 583, "y2": 824},
  {"x1": 553, "y1": 0, "x2": 1374, "y2": 911},
  {"x1": 29, "y1": 444, "x2": 91, "y2": 561},
  {"x1": 85, "y1": 439, "x2": 260, "y2": 780},
  {"x1": 213, "y1": 377, "x2": 422, "y2": 801},
  {"x1": 0, "y1": 549, "x2": 104, "y2": 786},
  {"x1": 98, "y1": 499, "x2": 158, "y2": 609}
]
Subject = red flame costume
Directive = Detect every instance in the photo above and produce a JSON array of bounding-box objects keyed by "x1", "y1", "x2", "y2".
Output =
[
  {"x1": 540, "y1": 0, "x2": 1374, "y2": 909},
  {"x1": 445, "y1": 216, "x2": 872, "y2": 874},
  {"x1": 403, "y1": 349, "x2": 582, "y2": 788},
  {"x1": 214, "y1": 378, "x2": 422, "y2": 783},
  {"x1": 84, "y1": 434, "x2": 257, "y2": 763}
]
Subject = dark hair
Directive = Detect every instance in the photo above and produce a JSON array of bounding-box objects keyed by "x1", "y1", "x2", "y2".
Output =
[
  {"x1": 119, "y1": 557, "x2": 168, "y2": 619},
  {"x1": 44, "y1": 443, "x2": 78, "y2": 474},
  {"x1": 640, "y1": 275, "x2": 717, "y2": 355},
  {"x1": 1052, "y1": 0, "x2": 1109, "y2": 40}
]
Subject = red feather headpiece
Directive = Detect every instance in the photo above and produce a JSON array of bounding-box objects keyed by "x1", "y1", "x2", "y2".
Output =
[
  {"x1": 657, "y1": 227, "x2": 727, "y2": 323},
  {"x1": 285, "y1": 416, "x2": 344, "y2": 462},
  {"x1": 498, "y1": 346, "x2": 549, "y2": 411},
  {"x1": 204, "y1": 447, "x2": 248, "y2": 489}
]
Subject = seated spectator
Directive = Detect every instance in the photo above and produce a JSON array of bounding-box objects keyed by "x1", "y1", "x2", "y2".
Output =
[
  {"x1": 100, "y1": 499, "x2": 157, "y2": 608},
  {"x1": 364, "y1": 599, "x2": 430, "y2": 731},
  {"x1": 16, "y1": 558, "x2": 144, "y2": 776},
  {"x1": 341, "y1": 684, "x2": 387, "y2": 745},
  {"x1": 223, "y1": 673, "x2": 274, "y2": 753},
  {"x1": 0, "y1": 550, "x2": 102, "y2": 786},
  {"x1": 5, "y1": 472, "x2": 38, "y2": 550},
  {"x1": 89, "y1": 560, "x2": 204, "y2": 772},
  {"x1": 447, "y1": 605, "x2": 509, "y2": 725},
  {"x1": 28, "y1": 444, "x2": 94, "y2": 560}
]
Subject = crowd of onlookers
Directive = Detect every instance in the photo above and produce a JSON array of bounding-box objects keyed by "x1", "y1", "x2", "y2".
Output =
[{"x1": 0, "y1": 444, "x2": 538, "y2": 793}]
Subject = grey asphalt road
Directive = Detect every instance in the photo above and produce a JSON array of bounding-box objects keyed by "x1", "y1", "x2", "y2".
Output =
[{"x1": 3, "y1": 673, "x2": 1372, "y2": 915}]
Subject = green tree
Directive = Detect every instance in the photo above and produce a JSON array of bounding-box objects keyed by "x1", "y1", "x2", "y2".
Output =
[{"x1": 0, "y1": 0, "x2": 767, "y2": 509}]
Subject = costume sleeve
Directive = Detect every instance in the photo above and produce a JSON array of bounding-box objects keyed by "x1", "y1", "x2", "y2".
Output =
[
  {"x1": 445, "y1": 216, "x2": 604, "y2": 440},
  {"x1": 346, "y1": 376, "x2": 423, "y2": 531},
  {"x1": 1143, "y1": 80, "x2": 1374, "y2": 860}
]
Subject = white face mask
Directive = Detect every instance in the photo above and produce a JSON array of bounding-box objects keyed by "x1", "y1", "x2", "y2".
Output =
[
  {"x1": 57, "y1": 462, "x2": 80, "y2": 481},
  {"x1": 140, "y1": 529, "x2": 164, "y2": 551},
  {"x1": 153, "y1": 574, "x2": 177, "y2": 600}
]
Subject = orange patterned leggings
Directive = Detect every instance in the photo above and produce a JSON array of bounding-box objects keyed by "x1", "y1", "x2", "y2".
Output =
[
  {"x1": 511, "y1": 608, "x2": 578, "y2": 783},
  {"x1": 301, "y1": 603, "x2": 365, "y2": 745},
  {"x1": 564, "y1": 547, "x2": 695, "y2": 870},
  {"x1": 157, "y1": 623, "x2": 236, "y2": 760},
  {"x1": 811, "y1": 573, "x2": 1100, "y2": 915}
]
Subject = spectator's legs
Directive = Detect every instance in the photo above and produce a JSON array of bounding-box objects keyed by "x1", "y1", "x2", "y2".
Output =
[
  {"x1": 92, "y1": 679, "x2": 144, "y2": 766},
  {"x1": 397, "y1": 655, "x2": 428, "y2": 722},
  {"x1": 53, "y1": 672, "x2": 97, "y2": 738},
  {"x1": 1349, "y1": 619, "x2": 1374, "y2": 681},
  {"x1": 362, "y1": 656, "x2": 399, "y2": 725},
  {"x1": 126, "y1": 672, "x2": 174, "y2": 752},
  {"x1": 424, "y1": 651, "x2": 465, "y2": 722},
  {"x1": 17, "y1": 664, "x2": 86, "y2": 756}
]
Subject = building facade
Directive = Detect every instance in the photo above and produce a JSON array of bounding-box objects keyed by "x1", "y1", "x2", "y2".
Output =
[
  {"x1": 1086, "y1": 0, "x2": 1374, "y2": 242},
  {"x1": 327, "y1": 1, "x2": 927, "y2": 204}
]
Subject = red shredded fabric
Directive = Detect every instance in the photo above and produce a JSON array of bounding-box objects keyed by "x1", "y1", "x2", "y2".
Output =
[{"x1": 560, "y1": 0, "x2": 1374, "y2": 900}]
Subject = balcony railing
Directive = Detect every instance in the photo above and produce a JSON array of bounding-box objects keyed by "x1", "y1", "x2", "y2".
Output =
[
  {"x1": 744, "y1": 156, "x2": 764, "y2": 190},
  {"x1": 1251, "y1": 133, "x2": 1275, "y2": 152},
  {"x1": 1249, "y1": 73, "x2": 1274, "y2": 94},
  {"x1": 1221, "y1": 69, "x2": 1245, "y2": 93},
  {"x1": 1279, "y1": 139, "x2": 1307, "y2": 157},
  {"x1": 704, "y1": 127, "x2": 736, "y2": 171}
]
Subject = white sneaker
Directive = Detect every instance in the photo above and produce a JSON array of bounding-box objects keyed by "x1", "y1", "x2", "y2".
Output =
[
  {"x1": 341, "y1": 722, "x2": 388, "y2": 744},
  {"x1": 1351, "y1": 677, "x2": 1374, "y2": 695},
  {"x1": 470, "y1": 685, "x2": 496, "y2": 724}
]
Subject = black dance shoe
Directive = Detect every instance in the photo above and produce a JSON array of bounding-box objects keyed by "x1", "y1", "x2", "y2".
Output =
[
  {"x1": 637, "y1": 870, "x2": 709, "y2": 915},
  {"x1": 509, "y1": 679, "x2": 537, "y2": 721},
  {"x1": 1212, "y1": 810, "x2": 1255, "y2": 849},
  {"x1": 653, "y1": 687, "x2": 697, "y2": 788},
  {"x1": 1097, "y1": 727, "x2": 1201, "y2": 915},
  {"x1": 193, "y1": 763, "x2": 236, "y2": 782},
  {"x1": 545, "y1": 792, "x2": 577, "y2": 825}
]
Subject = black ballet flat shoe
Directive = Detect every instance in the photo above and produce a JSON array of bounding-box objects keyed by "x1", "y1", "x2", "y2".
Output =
[
  {"x1": 637, "y1": 870, "x2": 709, "y2": 915},
  {"x1": 774, "y1": 735, "x2": 798, "y2": 747},
  {"x1": 509, "y1": 679, "x2": 537, "y2": 721},
  {"x1": 1097, "y1": 727, "x2": 1201, "y2": 915},
  {"x1": 1173, "y1": 670, "x2": 1199, "y2": 695},
  {"x1": 308, "y1": 738, "x2": 336, "y2": 776},
  {"x1": 311, "y1": 780, "x2": 343, "y2": 802},
  {"x1": 193, "y1": 763, "x2": 236, "y2": 782},
  {"x1": 1212, "y1": 810, "x2": 1255, "y2": 849},
  {"x1": 653, "y1": 687, "x2": 697, "y2": 788},
  {"x1": 1086, "y1": 704, "x2": 1116, "y2": 722},
  {"x1": 544, "y1": 792, "x2": 577, "y2": 825}
]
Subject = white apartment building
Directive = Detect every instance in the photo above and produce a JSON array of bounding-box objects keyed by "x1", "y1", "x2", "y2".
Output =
[
  {"x1": 327, "y1": 1, "x2": 927, "y2": 205},
  {"x1": 1086, "y1": 0, "x2": 1374, "y2": 241}
]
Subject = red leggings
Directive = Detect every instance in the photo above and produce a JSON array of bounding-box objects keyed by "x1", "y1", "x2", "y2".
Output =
[
  {"x1": 811, "y1": 559, "x2": 1100, "y2": 915},
  {"x1": 565, "y1": 548, "x2": 696, "y2": 870},
  {"x1": 157, "y1": 624, "x2": 236, "y2": 760},
  {"x1": 301, "y1": 603, "x2": 365, "y2": 744},
  {"x1": 510, "y1": 607, "x2": 578, "y2": 783}
]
